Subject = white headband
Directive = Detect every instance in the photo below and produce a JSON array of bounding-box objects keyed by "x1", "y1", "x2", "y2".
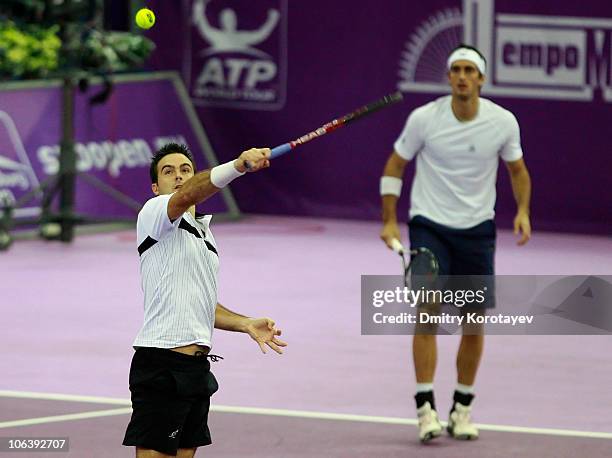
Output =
[{"x1": 447, "y1": 48, "x2": 486, "y2": 75}]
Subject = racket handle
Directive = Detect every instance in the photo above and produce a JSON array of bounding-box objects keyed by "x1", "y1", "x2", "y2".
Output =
[
  {"x1": 245, "y1": 144, "x2": 289, "y2": 169},
  {"x1": 390, "y1": 238, "x2": 405, "y2": 255},
  {"x1": 271, "y1": 143, "x2": 292, "y2": 159}
]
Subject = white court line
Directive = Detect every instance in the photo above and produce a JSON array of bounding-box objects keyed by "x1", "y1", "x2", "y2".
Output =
[
  {"x1": 0, "y1": 390, "x2": 611, "y2": 439},
  {"x1": 0, "y1": 390, "x2": 130, "y2": 406},
  {"x1": 0, "y1": 408, "x2": 132, "y2": 429}
]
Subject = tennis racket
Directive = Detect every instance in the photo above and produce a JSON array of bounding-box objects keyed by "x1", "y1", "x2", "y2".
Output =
[
  {"x1": 390, "y1": 239, "x2": 439, "y2": 288},
  {"x1": 270, "y1": 91, "x2": 403, "y2": 159}
]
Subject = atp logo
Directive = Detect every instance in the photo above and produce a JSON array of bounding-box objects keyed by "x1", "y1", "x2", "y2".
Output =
[
  {"x1": 398, "y1": 0, "x2": 612, "y2": 103},
  {"x1": 189, "y1": 0, "x2": 288, "y2": 110},
  {"x1": 0, "y1": 111, "x2": 40, "y2": 218}
]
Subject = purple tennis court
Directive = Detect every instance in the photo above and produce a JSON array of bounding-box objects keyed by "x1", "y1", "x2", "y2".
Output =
[
  {"x1": 2, "y1": 0, "x2": 612, "y2": 457},
  {"x1": 2, "y1": 216, "x2": 611, "y2": 457}
]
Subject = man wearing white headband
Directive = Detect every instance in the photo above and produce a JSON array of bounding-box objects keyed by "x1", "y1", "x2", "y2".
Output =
[
  {"x1": 379, "y1": 44, "x2": 532, "y2": 442},
  {"x1": 447, "y1": 47, "x2": 487, "y2": 76}
]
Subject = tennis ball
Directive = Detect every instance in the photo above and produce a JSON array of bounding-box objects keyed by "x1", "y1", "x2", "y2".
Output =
[{"x1": 135, "y1": 8, "x2": 155, "y2": 30}]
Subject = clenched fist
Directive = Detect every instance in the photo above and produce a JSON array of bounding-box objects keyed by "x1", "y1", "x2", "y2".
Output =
[{"x1": 234, "y1": 148, "x2": 271, "y2": 173}]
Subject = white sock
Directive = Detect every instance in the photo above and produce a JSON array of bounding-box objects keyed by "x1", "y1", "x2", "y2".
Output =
[
  {"x1": 416, "y1": 383, "x2": 434, "y2": 393},
  {"x1": 456, "y1": 383, "x2": 474, "y2": 395}
]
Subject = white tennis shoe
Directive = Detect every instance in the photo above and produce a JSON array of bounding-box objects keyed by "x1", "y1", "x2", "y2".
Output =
[
  {"x1": 447, "y1": 402, "x2": 479, "y2": 440},
  {"x1": 416, "y1": 402, "x2": 443, "y2": 442}
]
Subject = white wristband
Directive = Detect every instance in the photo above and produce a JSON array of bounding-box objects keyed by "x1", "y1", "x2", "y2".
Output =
[
  {"x1": 380, "y1": 176, "x2": 403, "y2": 197},
  {"x1": 210, "y1": 160, "x2": 245, "y2": 188}
]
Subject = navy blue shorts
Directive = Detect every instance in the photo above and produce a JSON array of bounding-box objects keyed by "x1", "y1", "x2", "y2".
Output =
[{"x1": 408, "y1": 215, "x2": 496, "y2": 308}]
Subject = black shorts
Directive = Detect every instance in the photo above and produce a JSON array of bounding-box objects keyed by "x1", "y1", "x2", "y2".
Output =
[
  {"x1": 408, "y1": 215, "x2": 496, "y2": 309},
  {"x1": 122, "y1": 347, "x2": 219, "y2": 455}
]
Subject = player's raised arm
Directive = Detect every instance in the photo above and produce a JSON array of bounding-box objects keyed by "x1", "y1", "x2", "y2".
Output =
[{"x1": 165, "y1": 148, "x2": 271, "y2": 220}]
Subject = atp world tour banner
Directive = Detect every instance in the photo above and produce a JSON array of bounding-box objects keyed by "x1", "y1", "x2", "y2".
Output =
[
  {"x1": 0, "y1": 73, "x2": 234, "y2": 222},
  {"x1": 145, "y1": 0, "x2": 612, "y2": 234},
  {"x1": 187, "y1": 0, "x2": 288, "y2": 110}
]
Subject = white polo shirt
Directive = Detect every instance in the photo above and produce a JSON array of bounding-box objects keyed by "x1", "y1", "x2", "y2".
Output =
[
  {"x1": 394, "y1": 95, "x2": 524, "y2": 229},
  {"x1": 133, "y1": 194, "x2": 219, "y2": 349}
]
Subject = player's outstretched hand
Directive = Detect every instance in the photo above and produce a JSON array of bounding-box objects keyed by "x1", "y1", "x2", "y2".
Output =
[
  {"x1": 235, "y1": 148, "x2": 271, "y2": 173},
  {"x1": 245, "y1": 318, "x2": 287, "y2": 354}
]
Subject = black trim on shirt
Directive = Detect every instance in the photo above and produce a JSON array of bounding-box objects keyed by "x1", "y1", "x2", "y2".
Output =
[
  {"x1": 178, "y1": 218, "x2": 219, "y2": 256},
  {"x1": 204, "y1": 241, "x2": 218, "y2": 256},
  {"x1": 138, "y1": 236, "x2": 158, "y2": 256},
  {"x1": 179, "y1": 218, "x2": 202, "y2": 238}
]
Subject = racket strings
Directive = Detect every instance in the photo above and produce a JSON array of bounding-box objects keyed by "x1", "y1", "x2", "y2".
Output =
[{"x1": 403, "y1": 248, "x2": 440, "y2": 289}]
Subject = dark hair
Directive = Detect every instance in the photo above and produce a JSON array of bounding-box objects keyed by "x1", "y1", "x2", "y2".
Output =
[
  {"x1": 150, "y1": 143, "x2": 196, "y2": 183},
  {"x1": 450, "y1": 43, "x2": 487, "y2": 66}
]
